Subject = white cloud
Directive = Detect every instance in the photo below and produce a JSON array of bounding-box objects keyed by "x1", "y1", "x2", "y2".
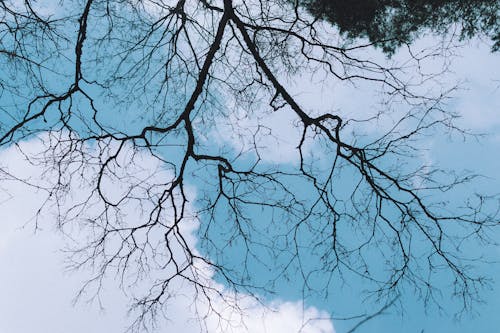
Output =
[
  {"x1": 210, "y1": 106, "x2": 305, "y2": 164},
  {"x1": 210, "y1": 37, "x2": 500, "y2": 167},
  {"x1": 449, "y1": 43, "x2": 500, "y2": 130},
  {"x1": 0, "y1": 134, "x2": 335, "y2": 333}
]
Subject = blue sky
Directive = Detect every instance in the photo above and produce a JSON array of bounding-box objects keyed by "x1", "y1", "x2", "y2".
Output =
[{"x1": 1, "y1": 2, "x2": 500, "y2": 332}]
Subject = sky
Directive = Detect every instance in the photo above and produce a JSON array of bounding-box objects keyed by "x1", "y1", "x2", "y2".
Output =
[{"x1": 1, "y1": 2, "x2": 500, "y2": 333}]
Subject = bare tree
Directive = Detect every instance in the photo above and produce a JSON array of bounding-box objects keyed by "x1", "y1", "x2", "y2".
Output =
[{"x1": 1, "y1": 0, "x2": 499, "y2": 331}]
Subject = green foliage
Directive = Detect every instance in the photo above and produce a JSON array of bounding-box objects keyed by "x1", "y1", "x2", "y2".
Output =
[{"x1": 299, "y1": 0, "x2": 500, "y2": 53}]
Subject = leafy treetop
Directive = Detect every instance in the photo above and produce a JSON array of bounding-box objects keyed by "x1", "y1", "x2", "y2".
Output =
[{"x1": 299, "y1": 0, "x2": 500, "y2": 53}]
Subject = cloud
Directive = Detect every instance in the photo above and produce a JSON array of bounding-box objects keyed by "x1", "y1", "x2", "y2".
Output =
[
  {"x1": 449, "y1": 43, "x2": 500, "y2": 130},
  {"x1": 0, "y1": 133, "x2": 335, "y2": 333},
  {"x1": 209, "y1": 106, "x2": 305, "y2": 165},
  {"x1": 210, "y1": 37, "x2": 500, "y2": 167}
]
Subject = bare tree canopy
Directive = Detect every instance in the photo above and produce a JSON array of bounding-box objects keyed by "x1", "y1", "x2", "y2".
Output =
[
  {"x1": 299, "y1": 0, "x2": 500, "y2": 53},
  {"x1": 1, "y1": 0, "x2": 499, "y2": 331}
]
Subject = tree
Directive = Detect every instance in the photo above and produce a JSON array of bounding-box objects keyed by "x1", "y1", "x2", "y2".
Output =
[
  {"x1": 299, "y1": 0, "x2": 500, "y2": 53},
  {"x1": 1, "y1": 0, "x2": 499, "y2": 331}
]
